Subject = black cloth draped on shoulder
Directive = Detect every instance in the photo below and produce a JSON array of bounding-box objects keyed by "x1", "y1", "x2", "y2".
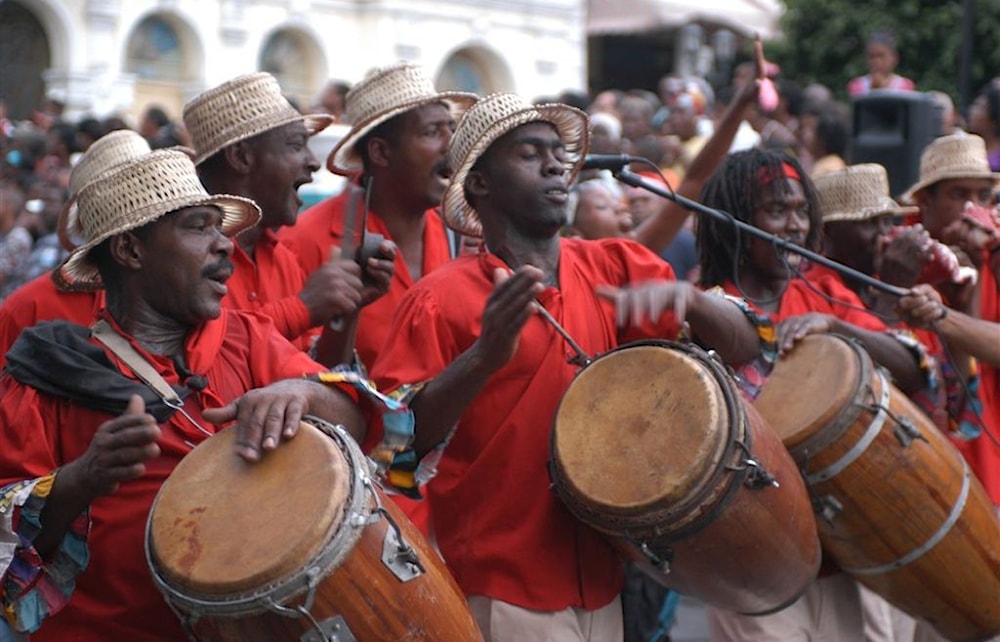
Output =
[{"x1": 3, "y1": 320, "x2": 188, "y2": 423}]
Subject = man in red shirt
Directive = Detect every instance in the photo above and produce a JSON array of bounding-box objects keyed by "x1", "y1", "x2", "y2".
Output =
[
  {"x1": 184, "y1": 72, "x2": 395, "y2": 356},
  {"x1": 0, "y1": 146, "x2": 369, "y2": 641},
  {"x1": 695, "y1": 150, "x2": 926, "y2": 640},
  {"x1": 817, "y1": 164, "x2": 986, "y2": 443},
  {"x1": 899, "y1": 133, "x2": 1000, "y2": 509},
  {"x1": 278, "y1": 61, "x2": 476, "y2": 371},
  {"x1": 278, "y1": 62, "x2": 477, "y2": 533},
  {"x1": 371, "y1": 93, "x2": 766, "y2": 642}
]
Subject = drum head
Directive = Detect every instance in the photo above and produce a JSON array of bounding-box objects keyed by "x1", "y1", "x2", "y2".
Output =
[
  {"x1": 754, "y1": 334, "x2": 862, "y2": 448},
  {"x1": 149, "y1": 422, "x2": 350, "y2": 595},
  {"x1": 553, "y1": 344, "x2": 730, "y2": 515}
]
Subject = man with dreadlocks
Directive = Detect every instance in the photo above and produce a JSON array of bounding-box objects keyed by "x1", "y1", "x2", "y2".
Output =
[
  {"x1": 695, "y1": 148, "x2": 928, "y2": 639},
  {"x1": 696, "y1": 148, "x2": 925, "y2": 392}
]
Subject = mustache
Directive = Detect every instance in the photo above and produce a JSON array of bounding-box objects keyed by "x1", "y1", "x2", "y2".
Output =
[{"x1": 201, "y1": 258, "x2": 234, "y2": 280}]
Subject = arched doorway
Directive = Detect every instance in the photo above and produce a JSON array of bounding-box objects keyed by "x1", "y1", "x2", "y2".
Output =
[
  {"x1": 124, "y1": 12, "x2": 198, "y2": 124},
  {"x1": 259, "y1": 28, "x2": 325, "y2": 111},
  {"x1": 0, "y1": 1, "x2": 51, "y2": 120},
  {"x1": 436, "y1": 46, "x2": 514, "y2": 96}
]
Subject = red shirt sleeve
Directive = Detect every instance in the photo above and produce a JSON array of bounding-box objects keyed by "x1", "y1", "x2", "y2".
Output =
[
  {"x1": 0, "y1": 379, "x2": 62, "y2": 486},
  {"x1": 371, "y1": 284, "x2": 463, "y2": 394}
]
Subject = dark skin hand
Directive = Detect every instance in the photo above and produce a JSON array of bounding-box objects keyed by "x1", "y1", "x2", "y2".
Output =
[
  {"x1": 298, "y1": 246, "x2": 366, "y2": 326},
  {"x1": 898, "y1": 284, "x2": 1000, "y2": 368},
  {"x1": 595, "y1": 281, "x2": 762, "y2": 365},
  {"x1": 35, "y1": 395, "x2": 160, "y2": 557},
  {"x1": 775, "y1": 313, "x2": 924, "y2": 394},
  {"x1": 409, "y1": 266, "x2": 544, "y2": 456},
  {"x1": 877, "y1": 224, "x2": 932, "y2": 289},
  {"x1": 359, "y1": 239, "x2": 398, "y2": 306},
  {"x1": 202, "y1": 378, "x2": 364, "y2": 462},
  {"x1": 311, "y1": 239, "x2": 397, "y2": 367}
]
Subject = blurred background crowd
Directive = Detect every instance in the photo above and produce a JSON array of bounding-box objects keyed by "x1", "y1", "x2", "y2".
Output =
[{"x1": 2, "y1": 0, "x2": 998, "y2": 300}]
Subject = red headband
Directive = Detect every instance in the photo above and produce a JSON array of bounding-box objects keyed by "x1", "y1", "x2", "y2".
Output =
[{"x1": 758, "y1": 162, "x2": 801, "y2": 186}]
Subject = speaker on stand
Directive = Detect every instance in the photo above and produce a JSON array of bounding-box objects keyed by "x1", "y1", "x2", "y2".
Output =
[{"x1": 849, "y1": 90, "x2": 943, "y2": 199}]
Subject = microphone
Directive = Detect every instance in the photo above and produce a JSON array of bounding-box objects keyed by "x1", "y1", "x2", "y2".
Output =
[{"x1": 580, "y1": 154, "x2": 640, "y2": 172}]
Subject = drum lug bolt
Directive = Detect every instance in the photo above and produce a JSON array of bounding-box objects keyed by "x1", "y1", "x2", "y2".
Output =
[
  {"x1": 892, "y1": 416, "x2": 924, "y2": 448},
  {"x1": 378, "y1": 507, "x2": 426, "y2": 582},
  {"x1": 300, "y1": 615, "x2": 356, "y2": 642},
  {"x1": 813, "y1": 494, "x2": 844, "y2": 524},
  {"x1": 639, "y1": 541, "x2": 672, "y2": 575},
  {"x1": 743, "y1": 459, "x2": 780, "y2": 490}
]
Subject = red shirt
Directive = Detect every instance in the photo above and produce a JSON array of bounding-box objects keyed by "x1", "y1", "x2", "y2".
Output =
[
  {"x1": 372, "y1": 238, "x2": 679, "y2": 611},
  {"x1": 953, "y1": 256, "x2": 1000, "y2": 504},
  {"x1": 223, "y1": 229, "x2": 314, "y2": 350},
  {"x1": 0, "y1": 273, "x2": 102, "y2": 369},
  {"x1": 0, "y1": 310, "x2": 333, "y2": 642},
  {"x1": 279, "y1": 189, "x2": 453, "y2": 369},
  {"x1": 726, "y1": 264, "x2": 888, "y2": 330}
]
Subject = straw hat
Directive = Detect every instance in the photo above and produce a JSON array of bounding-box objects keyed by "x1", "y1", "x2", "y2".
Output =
[
  {"x1": 442, "y1": 92, "x2": 590, "y2": 238},
  {"x1": 57, "y1": 149, "x2": 260, "y2": 287},
  {"x1": 815, "y1": 164, "x2": 919, "y2": 223},
  {"x1": 57, "y1": 130, "x2": 159, "y2": 252},
  {"x1": 901, "y1": 133, "x2": 1000, "y2": 203},
  {"x1": 183, "y1": 72, "x2": 334, "y2": 165},
  {"x1": 326, "y1": 61, "x2": 478, "y2": 176}
]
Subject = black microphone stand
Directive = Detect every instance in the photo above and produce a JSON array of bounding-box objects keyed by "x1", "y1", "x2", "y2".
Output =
[{"x1": 613, "y1": 167, "x2": 909, "y2": 298}]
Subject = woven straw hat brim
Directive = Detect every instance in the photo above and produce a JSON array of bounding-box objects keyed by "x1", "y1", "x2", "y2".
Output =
[
  {"x1": 901, "y1": 169, "x2": 1000, "y2": 204},
  {"x1": 193, "y1": 113, "x2": 334, "y2": 166},
  {"x1": 57, "y1": 149, "x2": 261, "y2": 288},
  {"x1": 58, "y1": 145, "x2": 197, "y2": 252},
  {"x1": 442, "y1": 103, "x2": 590, "y2": 238},
  {"x1": 823, "y1": 198, "x2": 920, "y2": 223},
  {"x1": 58, "y1": 192, "x2": 259, "y2": 287},
  {"x1": 326, "y1": 92, "x2": 478, "y2": 176}
]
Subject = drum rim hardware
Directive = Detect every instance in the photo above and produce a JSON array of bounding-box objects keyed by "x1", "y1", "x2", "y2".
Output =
[
  {"x1": 780, "y1": 334, "x2": 870, "y2": 461},
  {"x1": 299, "y1": 614, "x2": 356, "y2": 642},
  {"x1": 146, "y1": 417, "x2": 370, "y2": 621},
  {"x1": 805, "y1": 370, "x2": 892, "y2": 485},
  {"x1": 551, "y1": 341, "x2": 778, "y2": 542}
]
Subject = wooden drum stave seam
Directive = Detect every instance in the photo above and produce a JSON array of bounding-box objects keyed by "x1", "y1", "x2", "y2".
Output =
[
  {"x1": 802, "y1": 367, "x2": 891, "y2": 486},
  {"x1": 840, "y1": 459, "x2": 973, "y2": 577}
]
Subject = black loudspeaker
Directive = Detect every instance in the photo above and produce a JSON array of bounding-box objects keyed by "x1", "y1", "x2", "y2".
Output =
[{"x1": 850, "y1": 91, "x2": 942, "y2": 198}]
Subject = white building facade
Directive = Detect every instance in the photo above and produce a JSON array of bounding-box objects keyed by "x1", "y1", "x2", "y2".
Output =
[{"x1": 3, "y1": 0, "x2": 587, "y2": 123}]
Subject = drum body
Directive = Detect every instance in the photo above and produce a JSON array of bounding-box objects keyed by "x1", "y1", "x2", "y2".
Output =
[
  {"x1": 146, "y1": 417, "x2": 483, "y2": 642},
  {"x1": 754, "y1": 334, "x2": 1000, "y2": 642},
  {"x1": 550, "y1": 341, "x2": 820, "y2": 615}
]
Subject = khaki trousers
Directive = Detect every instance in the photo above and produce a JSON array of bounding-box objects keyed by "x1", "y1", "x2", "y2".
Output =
[
  {"x1": 467, "y1": 595, "x2": 624, "y2": 642},
  {"x1": 706, "y1": 574, "x2": 864, "y2": 641}
]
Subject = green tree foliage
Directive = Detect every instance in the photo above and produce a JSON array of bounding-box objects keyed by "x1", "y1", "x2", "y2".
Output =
[{"x1": 766, "y1": 0, "x2": 1000, "y2": 109}]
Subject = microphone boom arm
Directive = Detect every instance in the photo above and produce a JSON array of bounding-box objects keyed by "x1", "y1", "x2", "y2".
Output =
[{"x1": 613, "y1": 167, "x2": 909, "y2": 298}]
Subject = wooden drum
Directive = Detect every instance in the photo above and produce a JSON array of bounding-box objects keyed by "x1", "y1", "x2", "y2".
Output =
[
  {"x1": 146, "y1": 417, "x2": 483, "y2": 642},
  {"x1": 550, "y1": 341, "x2": 821, "y2": 615},
  {"x1": 754, "y1": 333, "x2": 1000, "y2": 642}
]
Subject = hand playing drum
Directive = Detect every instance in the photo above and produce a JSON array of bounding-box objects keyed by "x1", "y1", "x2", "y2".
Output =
[{"x1": 202, "y1": 378, "x2": 365, "y2": 461}]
